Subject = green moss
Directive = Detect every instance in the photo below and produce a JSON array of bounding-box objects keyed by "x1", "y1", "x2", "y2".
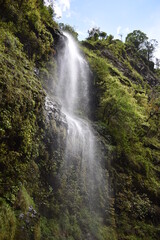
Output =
[
  {"x1": 99, "y1": 226, "x2": 117, "y2": 240},
  {"x1": 0, "y1": 27, "x2": 45, "y2": 204},
  {"x1": 0, "y1": 198, "x2": 16, "y2": 240},
  {"x1": 82, "y1": 37, "x2": 160, "y2": 239},
  {"x1": 16, "y1": 186, "x2": 35, "y2": 212},
  {"x1": 0, "y1": 0, "x2": 58, "y2": 63}
]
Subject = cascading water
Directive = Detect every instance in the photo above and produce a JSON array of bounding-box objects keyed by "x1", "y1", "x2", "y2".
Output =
[
  {"x1": 52, "y1": 33, "x2": 109, "y2": 234},
  {"x1": 56, "y1": 32, "x2": 90, "y2": 115},
  {"x1": 56, "y1": 32, "x2": 105, "y2": 206},
  {"x1": 43, "y1": 30, "x2": 111, "y2": 239}
]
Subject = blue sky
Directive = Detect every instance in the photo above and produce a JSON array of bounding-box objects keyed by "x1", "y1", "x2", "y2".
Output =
[{"x1": 45, "y1": 0, "x2": 160, "y2": 58}]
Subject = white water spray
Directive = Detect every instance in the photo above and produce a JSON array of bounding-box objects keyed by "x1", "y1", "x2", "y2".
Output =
[
  {"x1": 56, "y1": 32, "x2": 90, "y2": 114},
  {"x1": 56, "y1": 32, "x2": 104, "y2": 206}
]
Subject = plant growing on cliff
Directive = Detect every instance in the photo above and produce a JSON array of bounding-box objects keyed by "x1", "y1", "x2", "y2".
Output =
[{"x1": 125, "y1": 30, "x2": 158, "y2": 61}]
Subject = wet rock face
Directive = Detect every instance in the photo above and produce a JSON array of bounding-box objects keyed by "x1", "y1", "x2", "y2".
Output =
[
  {"x1": 46, "y1": 27, "x2": 64, "y2": 44},
  {"x1": 47, "y1": 27, "x2": 67, "y2": 53},
  {"x1": 101, "y1": 49, "x2": 159, "y2": 86},
  {"x1": 44, "y1": 96, "x2": 68, "y2": 146},
  {"x1": 45, "y1": 96, "x2": 68, "y2": 128},
  {"x1": 57, "y1": 34, "x2": 67, "y2": 50}
]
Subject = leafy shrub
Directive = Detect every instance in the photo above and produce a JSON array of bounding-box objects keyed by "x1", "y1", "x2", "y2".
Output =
[{"x1": 0, "y1": 198, "x2": 16, "y2": 240}]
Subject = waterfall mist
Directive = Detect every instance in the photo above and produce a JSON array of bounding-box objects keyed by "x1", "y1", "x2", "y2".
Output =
[{"x1": 54, "y1": 32, "x2": 108, "y2": 213}]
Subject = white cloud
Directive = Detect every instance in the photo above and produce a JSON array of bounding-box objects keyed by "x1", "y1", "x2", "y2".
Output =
[
  {"x1": 55, "y1": 0, "x2": 70, "y2": 18},
  {"x1": 44, "y1": 0, "x2": 71, "y2": 18},
  {"x1": 44, "y1": 0, "x2": 52, "y2": 7},
  {"x1": 54, "y1": 3, "x2": 63, "y2": 18}
]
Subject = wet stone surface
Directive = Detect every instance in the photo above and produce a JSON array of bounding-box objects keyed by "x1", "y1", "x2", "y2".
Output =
[{"x1": 45, "y1": 96, "x2": 68, "y2": 128}]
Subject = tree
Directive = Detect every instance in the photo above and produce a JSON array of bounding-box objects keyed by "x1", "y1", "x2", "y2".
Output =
[
  {"x1": 125, "y1": 30, "x2": 148, "y2": 50},
  {"x1": 145, "y1": 39, "x2": 158, "y2": 61},
  {"x1": 125, "y1": 30, "x2": 158, "y2": 61},
  {"x1": 155, "y1": 58, "x2": 160, "y2": 69},
  {"x1": 87, "y1": 28, "x2": 108, "y2": 41},
  {"x1": 87, "y1": 27, "x2": 100, "y2": 40},
  {"x1": 99, "y1": 31, "x2": 107, "y2": 39},
  {"x1": 107, "y1": 34, "x2": 114, "y2": 44}
]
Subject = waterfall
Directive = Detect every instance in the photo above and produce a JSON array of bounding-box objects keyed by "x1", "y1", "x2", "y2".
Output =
[
  {"x1": 56, "y1": 32, "x2": 90, "y2": 115},
  {"x1": 55, "y1": 32, "x2": 108, "y2": 212}
]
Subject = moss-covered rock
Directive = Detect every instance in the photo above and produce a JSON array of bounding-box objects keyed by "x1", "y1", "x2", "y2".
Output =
[
  {"x1": 0, "y1": 198, "x2": 16, "y2": 240},
  {"x1": 82, "y1": 36, "x2": 160, "y2": 239}
]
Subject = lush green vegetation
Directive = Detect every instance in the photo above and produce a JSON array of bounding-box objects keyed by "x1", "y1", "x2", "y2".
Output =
[
  {"x1": 0, "y1": 0, "x2": 58, "y2": 63},
  {"x1": 0, "y1": 1, "x2": 160, "y2": 239},
  {"x1": 0, "y1": 1, "x2": 60, "y2": 239},
  {"x1": 82, "y1": 33, "x2": 160, "y2": 239}
]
